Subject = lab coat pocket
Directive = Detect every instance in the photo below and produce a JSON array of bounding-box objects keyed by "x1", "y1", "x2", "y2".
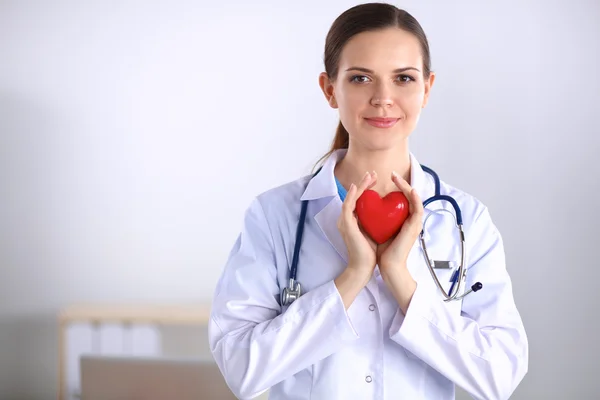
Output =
[
  {"x1": 428, "y1": 268, "x2": 465, "y2": 317},
  {"x1": 428, "y1": 267, "x2": 464, "y2": 307},
  {"x1": 429, "y1": 266, "x2": 455, "y2": 292}
]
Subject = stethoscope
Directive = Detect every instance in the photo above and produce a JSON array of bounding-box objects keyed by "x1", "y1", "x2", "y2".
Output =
[{"x1": 281, "y1": 165, "x2": 483, "y2": 307}]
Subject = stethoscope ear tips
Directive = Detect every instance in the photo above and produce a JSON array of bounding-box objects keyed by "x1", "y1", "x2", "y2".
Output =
[{"x1": 472, "y1": 282, "x2": 483, "y2": 292}]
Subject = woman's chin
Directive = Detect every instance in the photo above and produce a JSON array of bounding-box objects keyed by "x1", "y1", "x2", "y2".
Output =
[{"x1": 355, "y1": 131, "x2": 408, "y2": 151}]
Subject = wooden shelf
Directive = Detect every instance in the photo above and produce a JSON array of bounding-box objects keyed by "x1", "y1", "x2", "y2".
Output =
[{"x1": 59, "y1": 303, "x2": 212, "y2": 325}]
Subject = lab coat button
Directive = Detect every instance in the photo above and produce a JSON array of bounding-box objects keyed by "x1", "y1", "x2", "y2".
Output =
[
  {"x1": 365, "y1": 375, "x2": 373, "y2": 383},
  {"x1": 369, "y1": 304, "x2": 376, "y2": 311}
]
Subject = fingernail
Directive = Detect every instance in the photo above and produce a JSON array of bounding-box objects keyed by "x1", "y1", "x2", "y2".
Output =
[{"x1": 392, "y1": 170, "x2": 398, "y2": 178}]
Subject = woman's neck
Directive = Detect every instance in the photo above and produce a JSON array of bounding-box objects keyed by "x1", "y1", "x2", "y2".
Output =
[{"x1": 334, "y1": 144, "x2": 411, "y2": 196}]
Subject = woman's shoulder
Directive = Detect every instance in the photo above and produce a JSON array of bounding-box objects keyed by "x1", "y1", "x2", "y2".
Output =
[
  {"x1": 247, "y1": 173, "x2": 314, "y2": 218},
  {"x1": 440, "y1": 178, "x2": 485, "y2": 207},
  {"x1": 436, "y1": 177, "x2": 500, "y2": 241}
]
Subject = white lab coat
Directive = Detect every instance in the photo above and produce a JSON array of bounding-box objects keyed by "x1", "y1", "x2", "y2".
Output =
[{"x1": 208, "y1": 149, "x2": 528, "y2": 400}]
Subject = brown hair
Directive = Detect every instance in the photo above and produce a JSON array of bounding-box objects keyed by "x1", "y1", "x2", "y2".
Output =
[{"x1": 314, "y1": 2, "x2": 432, "y2": 170}]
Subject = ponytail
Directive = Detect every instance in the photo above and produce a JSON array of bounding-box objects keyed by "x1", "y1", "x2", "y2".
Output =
[{"x1": 312, "y1": 120, "x2": 349, "y2": 172}]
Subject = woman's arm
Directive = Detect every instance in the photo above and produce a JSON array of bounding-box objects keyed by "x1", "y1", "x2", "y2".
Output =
[
  {"x1": 388, "y1": 207, "x2": 529, "y2": 400},
  {"x1": 208, "y1": 198, "x2": 360, "y2": 400}
]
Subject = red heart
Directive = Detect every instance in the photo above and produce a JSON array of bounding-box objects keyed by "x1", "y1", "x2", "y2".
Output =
[{"x1": 355, "y1": 190, "x2": 410, "y2": 244}]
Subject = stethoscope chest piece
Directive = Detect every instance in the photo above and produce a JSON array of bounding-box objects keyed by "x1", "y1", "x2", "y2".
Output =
[{"x1": 281, "y1": 279, "x2": 302, "y2": 307}]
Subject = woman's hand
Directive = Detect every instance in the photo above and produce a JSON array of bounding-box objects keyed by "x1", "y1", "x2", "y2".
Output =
[
  {"x1": 335, "y1": 171, "x2": 378, "y2": 308},
  {"x1": 338, "y1": 171, "x2": 379, "y2": 276},
  {"x1": 377, "y1": 171, "x2": 424, "y2": 313},
  {"x1": 377, "y1": 171, "x2": 424, "y2": 269}
]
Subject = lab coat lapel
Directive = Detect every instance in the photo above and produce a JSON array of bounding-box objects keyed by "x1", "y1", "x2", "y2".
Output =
[
  {"x1": 407, "y1": 154, "x2": 437, "y2": 280},
  {"x1": 302, "y1": 149, "x2": 380, "y2": 298},
  {"x1": 409, "y1": 153, "x2": 435, "y2": 203},
  {"x1": 302, "y1": 149, "x2": 349, "y2": 265},
  {"x1": 314, "y1": 197, "x2": 348, "y2": 263}
]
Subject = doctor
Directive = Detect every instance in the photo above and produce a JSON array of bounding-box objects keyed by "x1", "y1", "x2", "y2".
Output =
[{"x1": 208, "y1": 3, "x2": 528, "y2": 400}]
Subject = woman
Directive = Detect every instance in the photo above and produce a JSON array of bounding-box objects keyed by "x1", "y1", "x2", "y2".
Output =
[{"x1": 208, "y1": 3, "x2": 528, "y2": 399}]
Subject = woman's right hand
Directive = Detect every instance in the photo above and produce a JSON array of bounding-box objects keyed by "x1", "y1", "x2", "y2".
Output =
[{"x1": 337, "y1": 171, "x2": 378, "y2": 282}]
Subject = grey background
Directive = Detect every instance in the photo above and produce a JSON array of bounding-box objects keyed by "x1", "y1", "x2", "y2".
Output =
[{"x1": 1, "y1": 0, "x2": 599, "y2": 398}]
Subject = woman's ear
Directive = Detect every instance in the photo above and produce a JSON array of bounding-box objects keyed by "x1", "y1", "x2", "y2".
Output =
[
  {"x1": 319, "y1": 72, "x2": 338, "y2": 108},
  {"x1": 422, "y1": 71, "x2": 436, "y2": 108}
]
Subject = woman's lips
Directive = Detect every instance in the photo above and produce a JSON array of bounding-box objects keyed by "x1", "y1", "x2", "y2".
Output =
[{"x1": 364, "y1": 117, "x2": 399, "y2": 128}]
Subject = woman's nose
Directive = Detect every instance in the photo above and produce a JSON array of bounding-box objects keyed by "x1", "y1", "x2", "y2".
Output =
[
  {"x1": 371, "y1": 96, "x2": 393, "y2": 107},
  {"x1": 370, "y1": 84, "x2": 394, "y2": 107}
]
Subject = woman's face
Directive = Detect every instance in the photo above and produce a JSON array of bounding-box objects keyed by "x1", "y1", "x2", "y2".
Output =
[{"x1": 320, "y1": 27, "x2": 435, "y2": 151}]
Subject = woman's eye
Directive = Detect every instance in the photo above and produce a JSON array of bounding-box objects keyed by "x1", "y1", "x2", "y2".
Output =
[
  {"x1": 350, "y1": 75, "x2": 370, "y2": 83},
  {"x1": 397, "y1": 75, "x2": 415, "y2": 83},
  {"x1": 350, "y1": 74, "x2": 415, "y2": 84}
]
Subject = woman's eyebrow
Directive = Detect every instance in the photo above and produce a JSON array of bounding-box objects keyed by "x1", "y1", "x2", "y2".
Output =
[{"x1": 345, "y1": 66, "x2": 421, "y2": 73}]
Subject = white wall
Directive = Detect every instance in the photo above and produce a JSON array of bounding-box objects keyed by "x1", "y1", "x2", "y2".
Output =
[{"x1": 1, "y1": 0, "x2": 599, "y2": 398}]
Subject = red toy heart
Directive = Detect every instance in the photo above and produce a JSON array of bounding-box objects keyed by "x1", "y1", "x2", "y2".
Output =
[{"x1": 355, "y1": 190, "x2": 410, "y2": 244}]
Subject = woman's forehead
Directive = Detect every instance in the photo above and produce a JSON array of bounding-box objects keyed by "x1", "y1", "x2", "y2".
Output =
[{"x1": 339, "y1": 28, "x2": 423, "y2": 71}]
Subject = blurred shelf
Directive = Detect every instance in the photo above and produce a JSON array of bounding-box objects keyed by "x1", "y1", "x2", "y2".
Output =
[{"x1": 59, "y1": 303, "x2": 212, "y2": 325}]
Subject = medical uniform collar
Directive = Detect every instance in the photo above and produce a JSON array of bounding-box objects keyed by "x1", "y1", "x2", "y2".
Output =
[
  {"x1": 300, "y1": 149, "x2": 346, "y2": 201},
  {"x1": 300, "y1": 149, "x2": 433, "y2": 201},
  {"x1": 409, "y1": 153, "x2": 434, "y2": 201}
]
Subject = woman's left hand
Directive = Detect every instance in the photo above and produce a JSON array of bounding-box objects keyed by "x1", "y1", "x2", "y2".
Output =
[{"x1": 377, "y1": 171, "x2": 424, "y2": 311}]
